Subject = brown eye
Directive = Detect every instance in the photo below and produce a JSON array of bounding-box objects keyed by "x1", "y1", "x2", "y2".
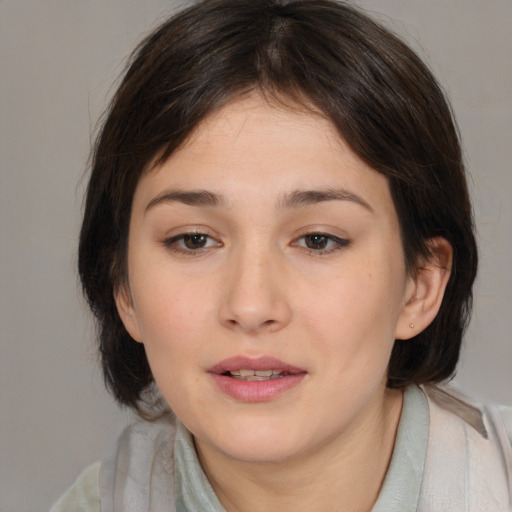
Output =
[
  {"x1": 304, "y1": 234, "x2": 329, "y2": 250},
  {"x1": 163, "y1": 232, "x2": 220, "y2": 253},
  {"x1": 183, "y1": 234, "x2": 208, "y2": 249},
  {"x1": 294, "y1": 233, "x2": 350, "y2": 254}
]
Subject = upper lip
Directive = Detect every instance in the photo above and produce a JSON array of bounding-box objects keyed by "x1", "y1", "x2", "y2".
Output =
[{"x1": 208, "y1": 356, "x2": 305, "y2": 375}]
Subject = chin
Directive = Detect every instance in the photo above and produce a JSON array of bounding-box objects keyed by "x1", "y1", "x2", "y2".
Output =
[
  {"x1": 221, "y1": 437, "x2": 306, "y2": 465},
  {"x1": 197, "y1": 417, "x2": 313, "y2": 465}
]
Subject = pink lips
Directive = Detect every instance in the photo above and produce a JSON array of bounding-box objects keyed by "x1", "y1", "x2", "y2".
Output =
[{"x1": 208, "y1": 356, "x2": 306, "y2": 402}]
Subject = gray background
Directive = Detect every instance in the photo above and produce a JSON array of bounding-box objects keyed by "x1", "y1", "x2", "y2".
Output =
[{"x1": 1, "y1": 1, "x2": 511, "y2": 510}]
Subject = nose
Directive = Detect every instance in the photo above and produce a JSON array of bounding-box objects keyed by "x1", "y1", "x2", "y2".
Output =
[{"x1": 218, "y1": 245, "x2": 292, "y2": 335}]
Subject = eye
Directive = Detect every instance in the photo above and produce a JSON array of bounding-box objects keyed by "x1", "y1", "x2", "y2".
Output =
[
  {"x1": 294, "y1": 233, "x2": 350, "y2": 254},
  {"x1": 304, "y1": 234, "x2": 332, "y2": 250},
  {"x1": 181, "y1": 233, "x2": 211, "y2": 249},
  {"x1": 163, "y1": 232, "x2": 221, "y2": 253}
]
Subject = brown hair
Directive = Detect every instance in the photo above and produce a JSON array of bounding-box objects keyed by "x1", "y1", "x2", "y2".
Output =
[{"x1": 79, "y1": 0, "x2": 478, "y2": 413}]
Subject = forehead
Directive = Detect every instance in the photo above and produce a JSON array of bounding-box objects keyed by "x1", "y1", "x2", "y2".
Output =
[
  {"x1": 135, "y1": 93, "x2": 396, "y2": 220},
  {"x1": 175, "y1": 95, "x2": 349, "y2": 174}
]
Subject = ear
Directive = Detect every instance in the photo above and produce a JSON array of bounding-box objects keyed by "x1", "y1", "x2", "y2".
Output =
[
  {"x1": 395, "y1": 237, "x2": 453, "y2": 340},
  {"x1": 114, "y1": 283, "x2": 143, "y2": 343}
]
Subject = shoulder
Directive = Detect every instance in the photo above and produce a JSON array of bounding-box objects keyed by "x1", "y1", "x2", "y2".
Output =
[
  {"x1": 102, "y1": 415, "x2": 178, "y2": 509},
  {"x1": 418, "y1": 385, "x2": 512, "y2": 510},
  {"x1": 50, "y1": 416, "x2": 179, "y2": 512},
  {"x1": 50, "y1": 462, "x2": 101, "y2": 512},
  {"x1": 498, "y1": 405, "x2": 512, "y2": 446},
  {"x1": 422, "y1": 385, "x2": 512, "y2": 447}
]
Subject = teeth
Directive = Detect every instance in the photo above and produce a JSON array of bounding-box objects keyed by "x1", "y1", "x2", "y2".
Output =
[
  {"x1": 228, "y1": 369, "x2": 286, "y2": 381},
  {"x1": 255, "y1": 370, "x2": 273, "y2": 377}
]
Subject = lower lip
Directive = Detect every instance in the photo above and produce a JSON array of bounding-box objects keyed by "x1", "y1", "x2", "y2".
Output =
[{"x1": 210, "y1": 373, "x2": 306, "y2": 402}]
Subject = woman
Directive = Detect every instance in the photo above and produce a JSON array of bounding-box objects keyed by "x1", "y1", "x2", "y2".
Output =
[{"x1": 52, "y1": 0, "x2": 512, "y2": 510}]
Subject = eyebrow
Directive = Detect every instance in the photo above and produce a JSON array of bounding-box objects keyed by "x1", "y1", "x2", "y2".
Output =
[
  {"x1": 145, "y1": 189, "x2": 225, "y2": 213},
  {"x1": 145, "y1": 187, "x2": 374, "y2": 213},
  {"x1": 278, "y1": 188, "x2": 374, "y2": 213}
]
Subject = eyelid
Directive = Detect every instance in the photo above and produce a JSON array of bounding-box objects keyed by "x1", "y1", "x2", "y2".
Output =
[
  {"x1": 160, "y1": 224, "x2": 219, "y2": 242},
  {"x1": 160, "y1": 227, "x2": 350, "y2": 256},
  {"x1": 162, "y1": 229, "x2": 222, "y2": 255},
  {"x1": 291, "y1": 231, "x2": 351, "y2": 255}
]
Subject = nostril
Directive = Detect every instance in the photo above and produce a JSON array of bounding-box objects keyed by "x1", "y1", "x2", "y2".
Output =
[{"x1": 218, "y1": 293, "x2": 292, "y2": 333}]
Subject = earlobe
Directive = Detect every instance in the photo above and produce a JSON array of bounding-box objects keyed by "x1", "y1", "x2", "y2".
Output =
[
  {"x1": 395, "y1": 237, "x2": 453, "y2": 340},
  {"x1": 114, "y1": 283, "x2": 143, "y2": 343}
]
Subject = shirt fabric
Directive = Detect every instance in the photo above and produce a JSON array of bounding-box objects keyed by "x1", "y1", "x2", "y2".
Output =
[{"x1": 50, "y1": 385, "x2": 512, "y2": 511}]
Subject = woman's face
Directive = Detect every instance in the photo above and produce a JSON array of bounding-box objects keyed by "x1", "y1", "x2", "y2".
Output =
[{"x1": 118, "y1": 94, "x2": 416, "y2": 464}]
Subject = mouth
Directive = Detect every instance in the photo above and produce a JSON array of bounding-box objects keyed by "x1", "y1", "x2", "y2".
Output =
[
  {"x1": 208, "y1": 356, "x2": 306, "y2": 402},
  {"x1": 225, "y1": 369, "x2": 295, "y2": 381},
  {"x1": 209, "y1": 355, "x2": 305, "y2": 378}
]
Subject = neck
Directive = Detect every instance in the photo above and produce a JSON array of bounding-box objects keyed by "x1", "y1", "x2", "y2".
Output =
[{"x1": 195, "y1": 387, "x2": 403, "y2": 512}]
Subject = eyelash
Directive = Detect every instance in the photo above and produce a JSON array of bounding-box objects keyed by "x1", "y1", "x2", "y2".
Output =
[
  {"x1": 293, "y1": 233, "x2": 351, "y2": 255},
  {"x1": 162, "y1": 231, "x2": 350, "y2": 256},
  {"x1": 162, "y1": 231, "x2": 222, "y2": 255}
]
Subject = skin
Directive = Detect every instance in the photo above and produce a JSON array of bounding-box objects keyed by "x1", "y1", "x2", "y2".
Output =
[{"x1": 116, "y1": 93, "x2": 451, "y2": 511}]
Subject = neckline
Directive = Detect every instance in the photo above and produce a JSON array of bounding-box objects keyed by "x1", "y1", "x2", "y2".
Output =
[
  {"x1": 174, "y1": 385, "x2": 429, "y2": 511},
  {"x1": 371, "y1": 385, "x2": 429, "y2": 511}
]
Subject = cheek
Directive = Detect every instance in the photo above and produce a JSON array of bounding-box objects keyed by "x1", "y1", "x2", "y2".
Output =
[
  {"x1": 130, "y1": 274, "x2": 211, "y2": 406},
  {"x1": 302, "y1": 263, "x2": 398, "y2": 329},
  {"x1": 300, "y1": 261, "x2": 404, "y2": 364},
  {"x1": 129, "y1": 243, "x2": 217, "y2": 337},
  {"x1": 136, "y1": 288, "x2": 211, "y2": 347}
]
